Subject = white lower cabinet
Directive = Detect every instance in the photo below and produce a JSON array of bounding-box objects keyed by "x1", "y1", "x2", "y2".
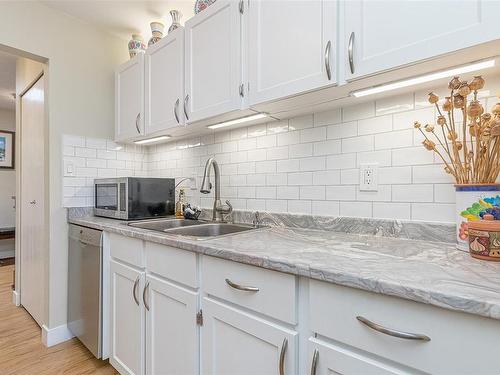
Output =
[
  {"x1": 202, "y1": 297, "x2": 297, "y2": 375},
  {"x1": 110, "y1": 260, "x2": 146, "y2": 375},
  {"x1": 145, "y1": 274, "x2": 199, "y2": 375},
  {"x1": 308, "y1": 338, "x2": 405, "y2": 375}
]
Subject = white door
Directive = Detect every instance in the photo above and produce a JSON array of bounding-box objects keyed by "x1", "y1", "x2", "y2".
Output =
[
  {"x1": 248, "y1": 0, "x2": 337, "y2": 105},
  {"x1": 308, "y1": 338, "x2": 404, "y2": 375},
  {"x1": 145, "y1": 274, "x2": 199, "y2": 375},
  {"x1": 20, "y1": 74, "x2": 46, "y2": 327},
  {"x1": 145, "y1": 28, "x2": 185, "y2": 135},
  {"x1": 202, "y1": 298, "x2": 297, "y2": 375},
  {"x1": 116, "y1": 54, "x2": 144, "y2": 141},
  {"x1": 344, "y1": 0, "x2": 500, "y2": 80},
  {"x1": 184, "y1": 0, "x2": 243, "y2": 123},
  {"x1": 110, "y1": 260, "x2": 145, "y2": 375}
]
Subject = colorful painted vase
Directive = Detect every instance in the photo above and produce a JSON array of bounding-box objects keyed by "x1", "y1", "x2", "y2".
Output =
[
  {"x1": 148, "y1": 22, "x2": 165, "y2": 47},
  {"x1": 455, "y1": 184, "x2": 500, "y2": 251},
  {"x1": 168, "y1": 10, "x2": 182, "y2": 34},
  {"x1": 468, "y1": 214, "x2": 500, "y2": 261},
  {"x1": 128, "y1": 34, "x2": 146, "y2": 58}
]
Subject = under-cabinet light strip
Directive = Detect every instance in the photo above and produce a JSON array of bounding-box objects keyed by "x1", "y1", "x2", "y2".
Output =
[{"x1": 351, "y1": 59, "x2": 496, "y2": 98}]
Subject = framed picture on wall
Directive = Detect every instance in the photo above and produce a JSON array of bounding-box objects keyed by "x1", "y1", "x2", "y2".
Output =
[{"x1": 0, "y1": 130, "x2": 14, "y2": 169}]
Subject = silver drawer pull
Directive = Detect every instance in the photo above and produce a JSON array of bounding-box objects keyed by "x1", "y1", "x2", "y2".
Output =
[
  {"x1": 183, "y1": 94, "x2": 190, "y2": 121},
  {"x1": 143, "y1": 281, "x2": 150, "y2": 311},
  {"x1": 135, "y1": 113, "x2": 141, "y2": 134},
  {"x1": 132, "y1": 276, "x2": 140, "y2": 306},
  {"x1": 225, "y1": 278, "x2": 259, "y2": 292},
  {"x1": 279, "y1": 338, "x2": 288, "y2": 375},
  {"x1": 173, "y1": 98, "x2": 180, "y2": 125},
  {"x1": 356, "y1": 316, "x2": 431, "y2": 342},
  {"x1": 310, "y1": 348, "x2": 319, "y2": 375}
]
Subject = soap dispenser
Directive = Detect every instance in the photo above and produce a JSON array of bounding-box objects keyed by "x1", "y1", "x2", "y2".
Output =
[{"x1": 175, "y1": 188, "x2": 186, "y2": 218}]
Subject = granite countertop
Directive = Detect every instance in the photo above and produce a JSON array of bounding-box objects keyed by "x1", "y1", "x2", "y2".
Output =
[{"x1": 69, "y1": 214, "x2": 500, "y2": 321}]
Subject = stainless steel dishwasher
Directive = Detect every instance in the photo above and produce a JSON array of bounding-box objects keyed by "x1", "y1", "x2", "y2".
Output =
[{"x1": 68, "y1": 224, "x2": 104, "y2": 358}]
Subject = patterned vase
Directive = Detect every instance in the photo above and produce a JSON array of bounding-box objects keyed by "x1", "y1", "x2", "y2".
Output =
[
  {"x1": 128, "y1": 34, "x2": 146, "y2": 58},
  {"x1": 148, "y1": 22, "x2": 165, "y2": 47},
  {"x1": 455, "y1": 184, "x2": 500, "y2": 251},
  {"x1": 168, "y1": 10, "x2": 182, "y2": 34}
]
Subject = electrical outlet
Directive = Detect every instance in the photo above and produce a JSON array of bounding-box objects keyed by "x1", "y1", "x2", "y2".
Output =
[{"x1": 359, "y1": 163, "x2": 378, "y2": 191}]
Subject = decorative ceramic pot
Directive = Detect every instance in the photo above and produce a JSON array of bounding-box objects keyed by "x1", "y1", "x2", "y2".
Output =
[
  {"x1": 455, "y1": 184, "x2": 500, "y2": 251},
  {"x1": 148, "y1": 22, "x2": 165, "y2": 47},
  {"x1": 468, "y1": 214, "x2": 500, "y2": 261},
  {"x1": 128, "y1": 34, "x2": 146, "y2": 58},
  {"x1": 194, "y1": 0, "x2": 216, "y2": 14},
  {"x1": 168, "y1": 10, "x2": 182, "y2": 34}
]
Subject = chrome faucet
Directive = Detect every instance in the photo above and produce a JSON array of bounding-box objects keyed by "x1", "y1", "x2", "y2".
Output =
[{"x1": 200, "y1": 157, "x2": 233, "y2": 222}]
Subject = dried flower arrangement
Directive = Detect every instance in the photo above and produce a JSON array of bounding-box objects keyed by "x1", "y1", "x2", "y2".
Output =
[{"x1": 414, "y1": 75, "x2": 500, "y2": 184}]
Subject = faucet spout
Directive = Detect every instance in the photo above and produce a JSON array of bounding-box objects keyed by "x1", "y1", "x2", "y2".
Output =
[{"x1": 200, "y1": 157, "x2": 225, "y2": 221}]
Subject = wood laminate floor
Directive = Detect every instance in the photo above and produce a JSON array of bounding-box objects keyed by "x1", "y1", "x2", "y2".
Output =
[{"x1": 0, "y1": 265, "x2": 118, "y2": 374}]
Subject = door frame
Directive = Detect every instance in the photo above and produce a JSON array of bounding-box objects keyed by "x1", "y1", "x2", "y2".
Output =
[{"x1": 14, "y1": 68, "x2": 50, "y2": 329}]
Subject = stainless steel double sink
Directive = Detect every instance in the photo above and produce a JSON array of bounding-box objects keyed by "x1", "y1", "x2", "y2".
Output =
[{"x1": 128, "y1": 218, "x2": 257, "y2": 239}]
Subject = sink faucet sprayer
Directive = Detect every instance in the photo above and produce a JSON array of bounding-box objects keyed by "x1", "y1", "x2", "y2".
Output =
[{"x1": 200, "y1": 158, "x2": 233, "y2": 222}]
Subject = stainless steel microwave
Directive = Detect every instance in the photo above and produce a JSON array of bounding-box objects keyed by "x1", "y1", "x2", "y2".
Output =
[{"x1": 94, "y1": 177, "x2": 175, "y2": 220}]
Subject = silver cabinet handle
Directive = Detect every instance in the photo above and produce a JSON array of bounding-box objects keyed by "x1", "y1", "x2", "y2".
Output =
[
  {"x1": 29, "y1": 200, "x2": 36, "y2": 205},
  {"x1": 225, "y1": 278, "x2": 259, "y2": 292},
  {"x1": 356, "y1": 316, "x2": 431, "y2": 342},
  {"x1": 348, "y1": 32, "x2": 355, "y2": 74},
  {"x1": 135, "y1": 113, "x2": 141, "y2": 134},
  {"x1": 239, "y1": 0, "x2": 244, "y2": 14},
  {"x1": 279, "y1": 338, "x2": 288, "y2": 375},
  {"x1": 173, "y1": 98, "x2": 180, "y2": 125},
  {"x1": 325, "y1": 40, "x2": 332, "y2": 81},
  {"x1": 133, "y1": 276, "x2": 140, "y2": 306},
  {"x1": 239, "y1": 83, "x2": 245, "y2": 98},
  {"x1": 310, "y1": 348, "x2": 319, "y2": 375},
  {"x1": 183, "y1": 94, "x2": 190, "y2": 121},
  {"x1": 143, "y1": 281, "x2": 150, "y2": 311}
]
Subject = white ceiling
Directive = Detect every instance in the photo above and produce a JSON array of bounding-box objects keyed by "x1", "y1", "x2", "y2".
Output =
[
  {"x1": 0, "y1": 51, "x2": 16, "y2": 111},
  {"x1": 41, "y1": 1, "x2": 196, "y2": 42}
]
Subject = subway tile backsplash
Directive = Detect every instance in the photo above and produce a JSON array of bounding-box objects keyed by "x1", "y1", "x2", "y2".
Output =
[{"x1": 63, "y1": 87, "x2": 500, "y2": 223}]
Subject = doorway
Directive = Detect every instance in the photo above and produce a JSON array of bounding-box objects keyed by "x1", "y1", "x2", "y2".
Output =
[{"x1": 0, "y1": 51, "x2": 16, "y2": 281}]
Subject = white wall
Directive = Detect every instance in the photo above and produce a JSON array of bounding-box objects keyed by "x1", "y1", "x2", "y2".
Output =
[
  {"x1": 0, "y1": 108, "x2": 15, "y2": 228},
  {"x1": 0, "y1": 1, "x2": 128, "y2": 329}
]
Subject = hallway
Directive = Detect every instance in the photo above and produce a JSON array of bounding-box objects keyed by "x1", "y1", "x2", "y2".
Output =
[{"x1": 0, "y1": 265, "x2": 118, "y2": 374}]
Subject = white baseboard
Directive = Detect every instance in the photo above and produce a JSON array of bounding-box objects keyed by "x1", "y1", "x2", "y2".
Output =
[
  {"x1": 42, "y1": 324, "x2": 74, "y2": 347},
  {"x1": 12, "y1": 290, "x2": 20, "y2": 306}
]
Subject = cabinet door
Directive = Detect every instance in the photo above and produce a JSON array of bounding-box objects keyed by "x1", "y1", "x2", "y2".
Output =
[
  {"x1": 248, "y1": 0, "x2": 337, "y2": 105},
  {"x1": 202, "y1": 297, "x2": 297, "y2": 375},
  {"x1": 110, "y1": 260, "x2": 145, "y2": 375},
  {"x1": 308, "y1": 338, "x2": 405, "y2": 375},
  {"x1": 184, "y1": 0, "x2": 243, "y2": 123},
  {"x1": 116, "y1": 54, "x2": 144, "y2": 141},
  {"x1": 145, "y1": 274, "x2": 199, "y2": 375},
  {"x1": 344, "y1": 0, "x2": 500, "y2": 80},
  {"x1": 145, "y1": 28, "x2": 185, "y2": 135}
]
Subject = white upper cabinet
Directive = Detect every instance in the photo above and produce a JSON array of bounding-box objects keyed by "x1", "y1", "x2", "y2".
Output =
[
  {"x1": 116, "y1": 54, "x2": 144, "y2": 141},
  {"x1": 344, "y1": 0, "x2": 500, "y2": 81},
  {"x1": 248, "y1": 0, "x2": 337, "y2": 105},
  {"x1": 184, "y1": 0, "x2": 243, "y2": 123},
  {"x1": 145, "y1": 28, "x2": 185, "y2": 135}
]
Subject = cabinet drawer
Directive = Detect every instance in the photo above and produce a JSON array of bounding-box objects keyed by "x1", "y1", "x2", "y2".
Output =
[
  {"x1": 145, "y1": 242, "x2": 198, "y2": 288},
  {"x1": 202, "y1": 256, "x2": 297, "y2": 324},
  {"x1": 108, "y1": 232, "x2": 144, "y2": 268},
  {"x1": 310, "y1": 280, "x2": 500, "y2": 374}
]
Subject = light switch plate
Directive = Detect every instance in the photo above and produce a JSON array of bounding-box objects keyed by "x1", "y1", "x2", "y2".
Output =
[
  {"x1": 359, "y1": 163, "x2": 378, "y2": 191},
  {"x1": 64, "y1": 160, "x2": 74, "y2": 176}
]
